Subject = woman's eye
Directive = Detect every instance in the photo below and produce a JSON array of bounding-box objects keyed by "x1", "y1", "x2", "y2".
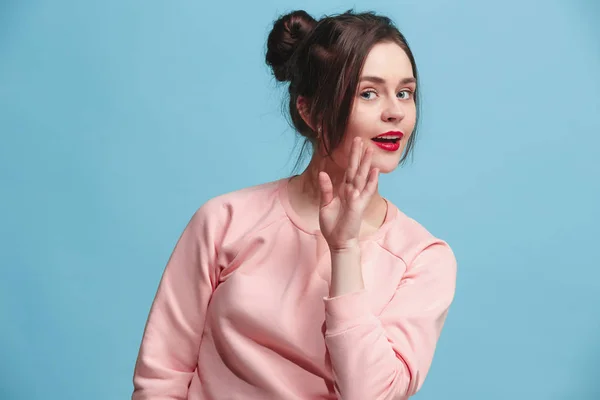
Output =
[
  {"x1": 360, "y1": 89, "x2": 413, "y2": 100},
  {"x1": 360, "y1": 90, "x2": 376, "y2": 100},
  {"x1": 398, "y1": 90, "x2": 412, "y2": 100}
]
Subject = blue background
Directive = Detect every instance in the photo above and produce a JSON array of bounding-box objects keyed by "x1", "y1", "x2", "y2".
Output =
[{"x1": 1, "y1": 0, "x2": 599, "y2": 399}]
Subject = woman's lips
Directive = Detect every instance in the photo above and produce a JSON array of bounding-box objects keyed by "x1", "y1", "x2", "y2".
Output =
[
  {"x1": 371, "y1": 131, "x2": 403, "y2": 152},
  {"x1": 372, "y1": 140, "x2": 400, "y2": 151}
]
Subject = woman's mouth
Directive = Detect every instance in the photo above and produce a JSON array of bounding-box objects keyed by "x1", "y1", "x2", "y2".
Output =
[{"x1": 371, "y1": 131, "x2": 403, "y2": 152}]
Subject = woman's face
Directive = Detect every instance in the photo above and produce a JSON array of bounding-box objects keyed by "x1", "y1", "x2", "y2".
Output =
[{"x1": 331, "y1": 41, "x2": 417, "y2": 174}]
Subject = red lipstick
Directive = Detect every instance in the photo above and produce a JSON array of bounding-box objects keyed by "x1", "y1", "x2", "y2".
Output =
[{"x1": 371, "y1": 131, "x2": 404, "y2": 152}]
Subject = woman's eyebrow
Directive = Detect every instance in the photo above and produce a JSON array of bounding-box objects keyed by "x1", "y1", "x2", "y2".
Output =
[{"x1": 359, "y1": 76, "x2": 416, "y2": 85}]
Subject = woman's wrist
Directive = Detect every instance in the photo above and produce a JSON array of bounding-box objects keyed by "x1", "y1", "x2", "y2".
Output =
[{"x1": 329, "y1": 245, "x2": 364, "y2": 297}]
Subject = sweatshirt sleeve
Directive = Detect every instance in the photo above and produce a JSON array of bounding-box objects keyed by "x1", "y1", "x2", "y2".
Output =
[
  {"x1": 323, "y1": 242, "x2": 457, "y2": 400},
  {"x1": 132, "y1": 201, "x2": 223, "y2": 400}
]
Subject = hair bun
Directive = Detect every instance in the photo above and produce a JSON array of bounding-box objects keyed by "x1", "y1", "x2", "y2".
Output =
[{"x1": 266, "y1": 10, "x2": 317, "y2": 82}]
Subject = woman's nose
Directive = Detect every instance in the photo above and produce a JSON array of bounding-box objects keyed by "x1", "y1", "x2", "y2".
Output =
[{"x1": 381, "y1": 99, "x2": 405, "y2": 122}]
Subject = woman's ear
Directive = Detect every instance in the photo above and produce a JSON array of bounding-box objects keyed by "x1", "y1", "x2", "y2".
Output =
[{"x1": 296, "y1": 96, "x2": 316, "y2": 131}]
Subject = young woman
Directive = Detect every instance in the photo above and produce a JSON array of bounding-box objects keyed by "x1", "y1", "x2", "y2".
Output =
[{"x1": 132, "y1": 9, "x2": 457, "y2": 400}]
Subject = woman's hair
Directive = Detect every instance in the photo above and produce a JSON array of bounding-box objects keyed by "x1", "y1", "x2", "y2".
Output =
[{"x1": 265, "y1": 9, "x2": 421, "y2": 171}]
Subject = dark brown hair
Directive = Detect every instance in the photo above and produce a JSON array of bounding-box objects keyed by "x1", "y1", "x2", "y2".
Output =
[{"x1": 265, "y1": 9, "x2": 421, "y2": 171}]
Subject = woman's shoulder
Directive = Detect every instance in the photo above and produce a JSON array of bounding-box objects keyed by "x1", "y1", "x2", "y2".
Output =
[
  {"x1": 188, "y1": 177, "x2": 289, "y2": 236},
  {"x1": 199, "y1": 177, "x2": 286, "y2": 212},
  {"x1": 379, "y1": 201, "x2": 455, "y2": 266}
]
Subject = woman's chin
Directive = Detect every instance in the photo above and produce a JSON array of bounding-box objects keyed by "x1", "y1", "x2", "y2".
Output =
[{"x1": 372, "y1": 157, "x2": 401, "y2": 174}]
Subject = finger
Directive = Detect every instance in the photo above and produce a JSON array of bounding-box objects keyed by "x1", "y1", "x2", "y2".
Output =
[
  {"x1": 345, "y1": 137, "x2": 362, "y2": 185},
  {"x1": 318, "y1": 171, "x2": 334, "y2": 207},
  {"x1": 355, "y1": 146, "x2": 373, "y2": 192},
  {"x1": 361, "y1": 168, "x2": 379, "y2": 199},
  {"x1": 344, "y1": 183, "x2": 358, "y2": 201},
  {"x1": 340, "y1": 169, "x2": 348, "y2": 196}
]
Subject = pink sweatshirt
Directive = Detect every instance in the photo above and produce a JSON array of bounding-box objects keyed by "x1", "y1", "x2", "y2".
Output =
[{"x1": 132, "y1": 178, "x2": 457, "y2": 400}]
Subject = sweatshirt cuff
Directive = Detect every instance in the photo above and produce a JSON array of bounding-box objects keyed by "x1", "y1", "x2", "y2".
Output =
[{"x1": 323, "y1": 289, "x2": 377, "y2": 335}]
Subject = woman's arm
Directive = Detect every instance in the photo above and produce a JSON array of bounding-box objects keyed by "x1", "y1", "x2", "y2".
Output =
[
  {"x1": 132, "y1": 203, "x2": 222, "y2": 400},
  {"x1": 324, "y1": 242, "x2": 457, "y2": 400}
]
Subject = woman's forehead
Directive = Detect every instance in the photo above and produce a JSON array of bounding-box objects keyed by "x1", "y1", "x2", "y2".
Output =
[{"x1": 361, "y1": 42, "x2": 413, "y2": 80}]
